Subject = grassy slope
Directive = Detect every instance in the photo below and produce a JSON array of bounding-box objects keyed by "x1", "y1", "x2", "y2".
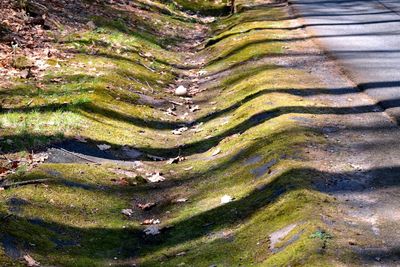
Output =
[{"x1": 0, "y1": 0, "x2": 345, "y2": 266}]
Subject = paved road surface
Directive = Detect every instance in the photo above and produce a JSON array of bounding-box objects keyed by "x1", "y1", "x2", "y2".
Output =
[{"x1": 290, "y1": 0, "x2": 400, "y2": 122}]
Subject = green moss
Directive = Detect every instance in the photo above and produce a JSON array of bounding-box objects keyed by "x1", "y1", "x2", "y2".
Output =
[
  {"x1": 174, "y1": 0, "x2": 230, "y2": 15},
  {"x1": 0, "y1": 0, "x2": 345, "y2": 266},
  {"x1": 12, "y1": 55, "x2": 33, "y2": 69}
]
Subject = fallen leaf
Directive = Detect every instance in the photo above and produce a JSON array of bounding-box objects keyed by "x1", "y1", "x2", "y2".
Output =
[
  {"x1": 212, "y1": 148, "x2": 221, "y2": 156},
  {"x1": 74, "y1": 135, "x2": 87, "y2": 143},
  {"x1": 167, "y1": 155, "x2": 185, "y2": 164},
  {"x1": 144, "y1": 225, "x2": 160, "y2": 235},
  {"x1": 139, "y1": 51, "x2": 153, "y2": 58},
  {"x1": 0, "y1": 167, "x2": 9, "y2": 175},
  {"x1": 97, "y1": 144, "x2": 111, "y2": 151},
  {"x1": 172, "y1": 127, "x2": 188, "y2": 135},
  {"x1": 191, "y1": 123, "x2": 203, "y2": 133},
  {"x1": 50, "y1": 77, "x2": 62, "y2": 83},
  {"x1": 31, "y1": 153, "x2": 48, "y2": 163},
  {"x1": 10, "y1": 161, "x2": 19, "y2": 169},
  {"x1": 20, "y1": 69, "x2": 32, "y2": 79},
  {"x1": 23, "y1": 254, "x2": 40, "y2": 267},
  {"x1": 198, "y1": 70, "x2": 207, "y2": 76},
  {"x1": 179, "y1": 112, "x2": 189, "y2": 120},
  {"x1": 137, "y1": 202, "x2": 156, "y2": 211},
  {"x1": 141, "y1": 219, "x2": 160, "y2": 225},
  {"x1": 146, "y1": 172, "x2": 166, "y2": 183},
  {"x1": 121, "y1": 209, "x2": 134, "y2": 217},
  {"x1": 165, "y1": 107, "x2": 177, "y2": 116},
  {"x1": 174, "y1": 198, "x2": 188, "y2": 203},
  {"x1": 189, "y1": 105, "x2": 200, "y2": 112},
  {"x1": 221, "y1": 195, "x2": 234, "y2": 204}
]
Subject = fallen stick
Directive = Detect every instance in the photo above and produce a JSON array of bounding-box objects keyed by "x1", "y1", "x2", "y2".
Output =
[
  {"x1": 145, "y1": 80, "x2": 154, "y2": 93},
  {"x1": 1, "y1": 178, "x2": 51, "y2": 189},
  {"x1": 168, "y1": 100, "x2": 184, "y2": 106}
]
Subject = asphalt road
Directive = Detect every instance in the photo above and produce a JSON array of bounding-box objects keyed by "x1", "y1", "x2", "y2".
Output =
[{"x1": 290, "y1": 0, "x2": 400, "y2": 122}]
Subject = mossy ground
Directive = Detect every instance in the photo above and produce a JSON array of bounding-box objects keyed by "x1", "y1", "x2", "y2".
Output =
[{"x1": 0, "y1": 0, "x2": 347, "y2": 266}]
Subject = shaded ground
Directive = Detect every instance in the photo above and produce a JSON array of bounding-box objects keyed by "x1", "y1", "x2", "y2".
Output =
[{"x1": 1, "y1": 0, "x2": 399, "y2": 266}]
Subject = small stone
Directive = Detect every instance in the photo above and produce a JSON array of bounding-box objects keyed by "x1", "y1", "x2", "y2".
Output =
[
  {"x1": 87, "y1": 21, "x2": 96, "y2": 29},
  {"x1": 175, "y1": 85, "x2": 188, "y2": 96}
]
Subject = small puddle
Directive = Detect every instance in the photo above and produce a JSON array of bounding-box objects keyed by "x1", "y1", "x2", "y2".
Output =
[
  {"x1": 244, "y1": 155, "x2": 263, "y2": 166},
  {"x1": 46, "y1": 141, "x2": 141, "y2": 167},
  {"x1": 251, "y1": 159, "x2": 277, "y2": 178},
  {"x1": 47, "y1": 140, "x2": 117, "y2": 163}
]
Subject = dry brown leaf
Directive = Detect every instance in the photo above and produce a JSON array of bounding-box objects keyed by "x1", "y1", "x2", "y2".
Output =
[
  {"x1": 140, "y1": 219, "x2": 160, "y2": 225},
  {"x1": 137, "y1": 202, "x2": 156, "y2": 211},
  {"x1": 23, "y1": 254, "x2": 40, "y2": 267}
]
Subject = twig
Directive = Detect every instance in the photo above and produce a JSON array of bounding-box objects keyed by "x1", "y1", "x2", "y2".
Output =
[
  {"x1": 1, "y1": 178, "x2": 51, "y2": 189},
  {"x1": 137, "y1": 60, "x2": 156, "y2": 73},
  {"x1": 145, "y1": 80, "x2": 154, "y2": 93},
  {"x1": 26, "y1": 99, "x2": 34, "y2": 106},
  {"x1": 168, "y1": 100, "x2": 184, "y2": 106}
]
